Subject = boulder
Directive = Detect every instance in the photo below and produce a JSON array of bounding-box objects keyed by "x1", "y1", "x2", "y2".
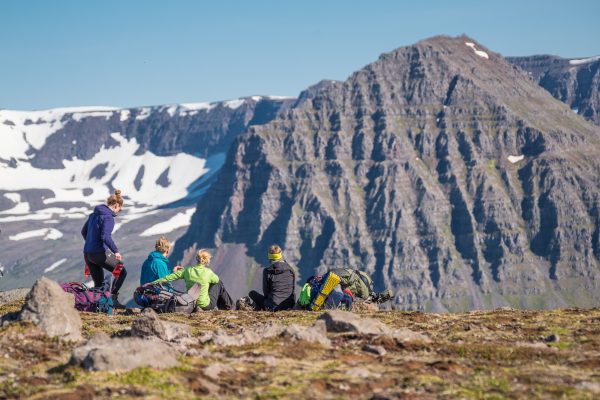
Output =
[
  {"x1": 71, "y1": 333, "x2": 178, "y2": 371},
  {"x1": 18, "y1": 277, "x2": 82, "y2": 342},
  {"x1": 282, "y1": 320, "x2": 331, "y2": 347},
  {"x1": 131, "y1": 308, "x2": 193, "y2": 343},
  {"x1": 391, "y1": 328, "x2": 431, "y2": 344},
  {"x1": 203, "y1": 323, "x2": 284, "y2": 347},
  {"x1": 0, "y1": 288, "x2": 30, "y2": 306},
  {"x1": 317, "y1": 310, "x2": 391, "y2": 335}
]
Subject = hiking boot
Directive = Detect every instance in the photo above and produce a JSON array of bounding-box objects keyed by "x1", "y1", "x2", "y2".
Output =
[
  {"x1": 236, "y1": 296, "x2": 255, "y2": 311},
  {"x1": 111, "y1": 293, "x2": 126, "y2": 309},
  {"x1": 373, "y1": 289, "x2": 392, "y2": 304}
]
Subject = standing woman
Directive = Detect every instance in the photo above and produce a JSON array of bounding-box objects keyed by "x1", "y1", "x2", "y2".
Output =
[{"x1": 81, "y1": 189, "x2": 127, "y2": 308}]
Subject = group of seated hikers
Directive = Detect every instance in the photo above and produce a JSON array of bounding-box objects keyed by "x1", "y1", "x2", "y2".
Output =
[{"x1": 80, "y1": 190, "x2": 392, "y2": 313}]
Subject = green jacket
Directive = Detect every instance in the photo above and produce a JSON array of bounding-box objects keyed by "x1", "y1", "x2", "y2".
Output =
[
  {"x1": 153, "y1": 264, "x2": 219, "y2": 309},
  {"x1": 330, "y1": 268, "x2": 372, "y2": 300}
]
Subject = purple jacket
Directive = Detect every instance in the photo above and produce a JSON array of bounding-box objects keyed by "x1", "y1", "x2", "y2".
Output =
[{"x1": 81, "y1": 204, "x2": 119, "y2": 254}]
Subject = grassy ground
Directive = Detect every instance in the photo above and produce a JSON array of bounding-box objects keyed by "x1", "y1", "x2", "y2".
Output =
[{"x1": 1, "y1": 299, "x2": 599, "y2": 399}]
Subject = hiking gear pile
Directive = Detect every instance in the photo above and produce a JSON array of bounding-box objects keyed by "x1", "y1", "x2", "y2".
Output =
[
  {"x1": 310, "y1": 271, "x2": 341, "y2": 311},
  {"x1": 133, "y1": 282, "x2": 200, "y2": 313},
  {"x1": 60, "y1": 282, "x2": 113, "y2": 315}
]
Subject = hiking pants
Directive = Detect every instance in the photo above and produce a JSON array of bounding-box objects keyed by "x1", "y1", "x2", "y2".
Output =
[
  {"x1": 84, "y1": 251, "x2": 127, "y2": 295},
  {"x1": 248, "y1": 290, "x2": 265, "y2": 310},
  {"x1": 203, "y1": 281, "x2": 234, "y2": 310},
  {"x1": 249, "y1": 290, "x2": 295, "y2": 311}
]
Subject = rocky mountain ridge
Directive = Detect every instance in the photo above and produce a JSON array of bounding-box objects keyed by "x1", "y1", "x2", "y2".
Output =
[
  {"x1": 173, "y1": 35, "x2": 600, "y2": 311},
  {"x1": 508, "y1": 54, "x2": 600, "y2": 125}
]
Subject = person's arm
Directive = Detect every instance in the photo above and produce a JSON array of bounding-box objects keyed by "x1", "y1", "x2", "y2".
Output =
[
  {"x1": 81, "y1": 217, "x2": 89, "y2": 239},
  {"x1": 209, "y1": 269, "x2": 219, "y2": 284},
  {"x1": 153, "y1": 268, "x2": 184, "y2": 283},
  {"x1": 263, "y1": 268, "x2": 270, "y2": 296},
  {"x1": 100, "y1": 215, "x2": 119, "y2": 253}
]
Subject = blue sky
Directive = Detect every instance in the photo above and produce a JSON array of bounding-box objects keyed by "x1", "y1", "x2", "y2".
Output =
[{"x1": 2, "y1": 0, "x2": 599, "y2": 110}]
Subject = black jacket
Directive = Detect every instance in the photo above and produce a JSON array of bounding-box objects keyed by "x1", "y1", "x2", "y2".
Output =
[{"x1": 263, "y1": 260, "x2": 295, "y2": 311}]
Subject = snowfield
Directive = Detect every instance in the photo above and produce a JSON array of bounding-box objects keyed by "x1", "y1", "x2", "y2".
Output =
[
  {"x1": 44, "y1": 258, "x2": 67, "y2": 273},
  {"x1": 9, "y1": 228, "x2": 63, "y2": 241},
  {"x1": 0, "y1": 132, "x2": 209, "y2": 208},
  {"x1": 569, "y1": 55, "x2": 600, "y2": 65},
  {"x1": 140, "y1": 208, "x2": 195, "y2": 237}
]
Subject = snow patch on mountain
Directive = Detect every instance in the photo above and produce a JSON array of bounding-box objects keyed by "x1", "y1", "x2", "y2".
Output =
[
  {"x1": 113, "y1": 206, "x2": 160, "y2": 233},
  {"x1": 0, "y1": 107, "x2": 123, "y2": 159},
  {"x1": 507, "y1": 155, "x2": 525, "y2": 163},
  {"x1": 9, "y1": 228, "x2": 63, "y2": 241},
  {"x1": 224, "y1": 99, "x2": 245, "y2": 109},
  {"x1": 71, "y1": 111, "x2": 114, "y2": 122},
  {"x1": 140, "y1": 208, "x2": 195, "y2": 237},
  {"x1": 120, "y1": 109, "x2": 131, "y2": 121},
  {"x1": 569, "y1": 56, "x2": 600, "y2": 65},
  {"x1": 135, "y1": 107, "x2": 151, "y2": 120},
  {"x1": 0, "y1": 193, "x2": 30, "y2": 215},
  {"x1": 1, "y1": 132, "x2": 208, "y2": 208},
  {"x1": 465, "y1": 42, "x2": 489, "y2": 59},
  {"x1": 44, "y1": 258, "x2": 67, "y2": 273},
  {"x1": 266, "y1": 95, "x2": 295, "y2": 100}
]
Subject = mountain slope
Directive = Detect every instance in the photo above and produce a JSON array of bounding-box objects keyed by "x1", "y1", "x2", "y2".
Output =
[
  {"x1": 0, "y1": 96, "x2": 293, "y2": 300},
  {"x1": 173, "y1": 35, "x2": 600, "y2": 311},
  {"x1": 508, "y1": 54, "x2": 600, "y2": 125}
]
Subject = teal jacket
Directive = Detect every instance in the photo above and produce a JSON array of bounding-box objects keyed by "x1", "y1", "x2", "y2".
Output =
[
  {"x1": 153, "y1": 264, "x2": 219, "y2": 308},
  {"x1": 140, "y1": 251, "x2": 172, "y2": 285}
]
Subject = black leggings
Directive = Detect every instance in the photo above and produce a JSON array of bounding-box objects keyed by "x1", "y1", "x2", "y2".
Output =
[
  {"x1": 84, "y1": 251, "x2": 127, "y2": 295},
  {"x1": 249, "y1": 290, "x2": 295, "y2": 311},
  {"x1": 202, "y1": 281, "x2": 234, "y2": 310}
]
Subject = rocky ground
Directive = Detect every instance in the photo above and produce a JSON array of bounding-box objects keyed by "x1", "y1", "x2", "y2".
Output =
[{"x1": 1, "y1": 287, "x2": 600, "y2": 399}]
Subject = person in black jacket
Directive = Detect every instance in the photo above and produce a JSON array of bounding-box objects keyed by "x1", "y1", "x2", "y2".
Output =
[
  {"x1": 81, "y1": 189, "x2": 127, "y2": 308},
  {"x1": 248, "y1": 244, "x2": 295, "y2": 311}
]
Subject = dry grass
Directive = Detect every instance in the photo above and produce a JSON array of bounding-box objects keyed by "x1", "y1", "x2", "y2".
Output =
[{"x1": 1, "y1": 301, "x2": 599, "y2": 399}]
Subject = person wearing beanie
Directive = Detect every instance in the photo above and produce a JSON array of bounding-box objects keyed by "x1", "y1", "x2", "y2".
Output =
[{"x1": 248, "y1": 244, "x2": 296, "y2": 311}]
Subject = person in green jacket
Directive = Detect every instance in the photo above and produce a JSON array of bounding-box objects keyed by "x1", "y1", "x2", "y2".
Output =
[
  {"x1": 152, "y1": 249, "x2": 234, "y2": 310},
  {"x1": 140, "y1": 236, "x2": 182, "y2": 285}
]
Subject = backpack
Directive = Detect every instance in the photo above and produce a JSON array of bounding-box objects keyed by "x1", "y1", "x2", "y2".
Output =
[
  {"x1": 134, "y1": 282, "x2": 200, "y2": 314},
  {"x1": 60, "y1": 282, "x2": 113, "y2": 315}
]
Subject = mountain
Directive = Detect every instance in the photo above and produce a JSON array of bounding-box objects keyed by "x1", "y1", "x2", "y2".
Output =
[
  {"x1": 0, "y1": 96, "x2": 294, "y2": 301},
  {"x1": 172, "y1": 35, "x2": 600, "y2": 311},
  {"x1": 508, "y1": 55, "x2": 600, "y2": 125}
]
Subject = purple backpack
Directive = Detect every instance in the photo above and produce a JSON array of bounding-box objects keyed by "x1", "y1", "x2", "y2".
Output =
[{"x1": 61, "y1": 282, "x2": 113, "y2": 315}]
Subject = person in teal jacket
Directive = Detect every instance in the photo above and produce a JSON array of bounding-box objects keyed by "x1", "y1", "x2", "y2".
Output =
[
  {"x1": 152, "y1": 249, "x2": 234, "y2": 311},
  {"x1": 140, "y1": 237, "x2": 182, "y2": 285}
]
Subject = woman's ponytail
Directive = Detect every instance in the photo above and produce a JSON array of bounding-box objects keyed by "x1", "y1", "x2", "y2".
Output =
[{"x1": 107, "y1": 189, "x2": 124, "y2": 207}]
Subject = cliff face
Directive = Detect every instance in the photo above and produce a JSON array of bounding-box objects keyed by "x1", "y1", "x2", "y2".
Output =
[
  {"x1": 508, "y1": 55, "x2": 600, "y2": 126},
  {"x1": 174, "y1": 35, "x2": 600, "y2": 311}
]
